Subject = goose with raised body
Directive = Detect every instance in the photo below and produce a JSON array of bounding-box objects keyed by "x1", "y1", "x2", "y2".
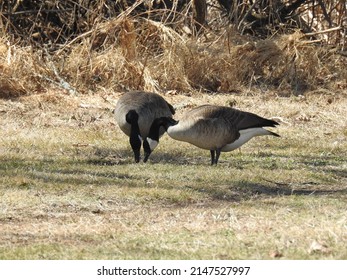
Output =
[
  {"x1": 147, "y1": 105, "x2": 280, "y2": 165},
  {"x1": 114, "y1": 91, "x2": 175, "y2": 162}
]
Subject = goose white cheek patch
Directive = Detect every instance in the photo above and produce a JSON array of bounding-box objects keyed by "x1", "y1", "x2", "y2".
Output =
[{"x1": 147, "y1": 138, "x2": 158, "y2": 151}]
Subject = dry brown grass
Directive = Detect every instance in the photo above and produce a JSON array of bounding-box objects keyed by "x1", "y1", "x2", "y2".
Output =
[
  {"x1": 60, "y1": 20, "x2": 347, "y2": 95},
  {"x1": 1, "y1": 12, "x2": 346, "y2": 98},
  {"x1": 0, "y1": 37, "x2": 44, "y2": 98}
]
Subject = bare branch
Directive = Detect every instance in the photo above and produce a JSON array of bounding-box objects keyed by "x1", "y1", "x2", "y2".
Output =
[{"x1": 303, "y1": 26, "x2": 344, "y2": 37}]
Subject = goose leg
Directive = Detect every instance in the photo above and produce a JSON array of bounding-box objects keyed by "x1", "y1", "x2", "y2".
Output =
[
  {"x1": 215, "y1": 148, "x2": 221, "y2": 165},
  {"x1": 210, "y1": 150, "x2": 215, "y2": 165},
  {"x1": 132, "y1": 148, "x2": 141, "y2": 163},
  {"x1": 129, "y1": 134, "x2": 142, "y2": 163}
]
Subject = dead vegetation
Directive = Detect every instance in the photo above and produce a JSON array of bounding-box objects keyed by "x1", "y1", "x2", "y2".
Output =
[{"x1": 0, "y1": 1, "x2": 346, "y2": 98}]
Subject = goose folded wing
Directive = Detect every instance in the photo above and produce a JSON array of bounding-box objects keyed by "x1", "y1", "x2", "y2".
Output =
[
  {"x1": 230, "y1": 110, "x2": 279, "y2": 130},
  {"x1": 192, "y1": 117, "x2": 240, "y2": 149}
]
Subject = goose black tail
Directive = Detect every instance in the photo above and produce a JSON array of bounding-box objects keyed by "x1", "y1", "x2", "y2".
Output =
[
  {"x1": 269, "y1": 131, "x2": 280, "y2": 137},
  {"x1": 260, "y1": 118, "x2": 279, "y2": 128}
]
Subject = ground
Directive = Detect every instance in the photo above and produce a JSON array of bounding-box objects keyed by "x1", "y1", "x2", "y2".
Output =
[{"x1": 0, "y1": 90, "x2": 346, "y2": 259}]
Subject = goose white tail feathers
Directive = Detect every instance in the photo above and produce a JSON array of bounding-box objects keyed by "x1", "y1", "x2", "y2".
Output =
[
  {"x1": 221, "y1": 127, "x2": 279, "y2": 152},
  {"x1": 147, "y1": 105, "x2": 280, "y2": 165}
]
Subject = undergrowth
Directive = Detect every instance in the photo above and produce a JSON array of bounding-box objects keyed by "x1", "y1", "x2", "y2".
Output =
[{"x1": 0, "y1": 3, "x2": 346, "y2": 98}]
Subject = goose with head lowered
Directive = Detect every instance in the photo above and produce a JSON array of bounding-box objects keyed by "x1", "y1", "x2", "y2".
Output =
[
  {"x1": 146, "y1": 104, "x2": 280, "y2": 165},
  {"x1": 114, "y1": 91, "x2": 175, "y2": 163}
]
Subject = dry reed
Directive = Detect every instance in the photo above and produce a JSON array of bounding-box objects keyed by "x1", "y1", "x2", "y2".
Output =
[{"x1": 0, "y1": 4, "x2": 346, "y2": 98}]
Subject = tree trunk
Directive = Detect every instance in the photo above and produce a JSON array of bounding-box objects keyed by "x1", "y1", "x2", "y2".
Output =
[{"x1": 193, "y1": 0, "x2": 207, "y2": 33}]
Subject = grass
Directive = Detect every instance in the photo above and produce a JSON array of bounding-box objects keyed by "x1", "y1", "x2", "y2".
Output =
[
  {"x1": 0, "y1": 1, "x2": 346, "y2": 261},
  {"x1": 0, "y1": 91, "x2": 346, "y2": 260}
]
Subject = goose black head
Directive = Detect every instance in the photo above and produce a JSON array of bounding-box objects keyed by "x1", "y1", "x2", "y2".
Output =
[
  {"x1": 143, "y1": 116, "x2": 177, "y2": 163},
  {"x1": 145, "y1": 117, "x2": 178, "y2": 155}
]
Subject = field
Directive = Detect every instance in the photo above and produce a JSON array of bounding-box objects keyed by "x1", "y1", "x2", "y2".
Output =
[
  {"x1": 0, "y1": 0, "x2": 346, "y2": 260},
  {"x1": 0, "y1": 90, "x2": 346, "y2": 259}
]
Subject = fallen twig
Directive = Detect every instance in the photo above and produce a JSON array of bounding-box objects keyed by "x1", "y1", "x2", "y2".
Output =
[
  {"x1": 44, "y1": 48, "x2": 77, "y2": 95},
  {"x1": 79, "y1": 103, "x2": 109, "y2": 110}
]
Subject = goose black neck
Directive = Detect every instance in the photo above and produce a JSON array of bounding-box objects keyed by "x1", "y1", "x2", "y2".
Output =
[
  {"x1": 147, "y1": 118, "x2": 163, "y2": 142},
  {"x1": 126, "y1": 111, "x2": 141, "y2": 139},
  {"x1": 130, "y1": 121, "x2": 141, "y2": 140},
  {"x1": 148, "y1": 117, "x2": 177, "y2": 141}
]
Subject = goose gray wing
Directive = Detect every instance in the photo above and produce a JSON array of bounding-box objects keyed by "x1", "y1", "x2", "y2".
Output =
[
  {"x1": 197, "y1": 105, "x2": 278, "y2": 130},
  {"x1": 226, "y1": 108, "x2": 279, "y2": 130}
]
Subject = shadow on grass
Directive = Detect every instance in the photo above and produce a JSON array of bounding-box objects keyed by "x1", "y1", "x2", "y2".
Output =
[
  {"x1": 86, "y1": 147, "x2": 185, "y2": 166},
  {"x1": 236, "y1": 180, "x2": 346, "y2": 196},
  {"x1": 87, "y1": 147, "x2": 200, "y2": 166},
  {"x1": 1, "y1": 151, "x2": 346, "y2": 203},
  {"x1": 84, "y1": 144, "x2": 346, "y2": 172},
  {"x1": 86, "y1": 147, "x2": 133, "y2": 166},
  {"x1": 190, "y1": 180, "x2": 347, "y2": 203},
  {"x1": 0, "y1": 157, "x2": 143, "y2": 188}
]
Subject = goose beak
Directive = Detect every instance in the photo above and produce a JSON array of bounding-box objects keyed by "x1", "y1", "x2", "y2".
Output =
[{"x1": 168, "y1": 118, "x2": 178, "y2": 126}]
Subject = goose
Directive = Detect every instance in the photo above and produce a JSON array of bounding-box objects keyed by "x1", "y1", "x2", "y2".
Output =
[
  {"x1": 146, "y1": 104, "x2": 280, "y2": 165},
  {"x1": 114, "y1": 91, "x2": 175, "y2": 162}
]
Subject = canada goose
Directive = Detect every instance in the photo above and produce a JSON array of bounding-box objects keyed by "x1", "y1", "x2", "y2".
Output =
[
  {"x1": 114, "y1": 91, "x2": 175, "y2": 163},
  {"x1": 147, "y1": 105, "x2": 280, "y2": 165}
]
